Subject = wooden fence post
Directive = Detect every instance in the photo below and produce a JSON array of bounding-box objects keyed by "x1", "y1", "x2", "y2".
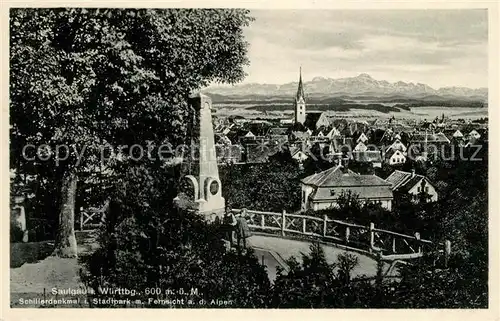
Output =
[
  {"x1": 80, "y1": 212, "x2": 84, "y2": 231},
  {"x1": 260, "y1": 214, "x2": 265, "y2": 228},
  {"x1": 444, "y1": 240, "x2": 451, "y2": 267},
  {"x1": 323, "y1": 215, "x2": 327, "y2": 237},
  {"x1": 415, "y1": 232, "x2": 422, "y2": 254},
  {"x1": 392, "y1": 237, "x2": 396, "y2": 253},
  {"x1": 281, "y1": 210, "x2": 286, "y2": 236},
  {"x1": 302, "y1": 218, "x2": 306, "y2": 234},
  {"x1": 369, "y1": 222, "x2": 375, "y2": 252},
  {"x1": 345, "y1": 226, "x2": 350, "y2": 244}
]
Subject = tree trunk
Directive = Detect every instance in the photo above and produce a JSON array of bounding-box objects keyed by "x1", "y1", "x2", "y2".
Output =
[{"x1": 52, "y1": 170, "x2": 78, "y2": 258}]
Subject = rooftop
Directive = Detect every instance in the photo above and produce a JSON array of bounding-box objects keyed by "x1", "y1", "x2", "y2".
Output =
[
  {"x1": 385, "y1": 170, "x2": 431, "y2": 193},
  {"x1": 301, "y1": 165, "x2": 391, "y2": 188}
]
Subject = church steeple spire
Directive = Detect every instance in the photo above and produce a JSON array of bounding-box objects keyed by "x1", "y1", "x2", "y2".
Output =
[
  {"x1": 294, "y1": 67, "x2": 306, "y2": 124},
  {"x1": 296, "y1": 66, "x2": 305, "y2": 100}
]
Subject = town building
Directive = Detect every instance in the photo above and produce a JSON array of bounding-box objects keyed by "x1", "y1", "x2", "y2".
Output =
[
  {"x1": 351, "y1": 151, "x2": 383, "y2": 168},
  {"x1": 452, "y1": 129, "x2": 464, "y2": 139},
  {"x1": 353, "y1": 141, "x2": 368, "y2": 152},
  {"x1": 468, "y1": 129, "x2": 481, "y2": 140},
  {"x1": 386, "y1": 170, "x2": 438, "y2": 203},
  {"x1": 385, "y1": 139, "x2": 407, "y2": 154},
  {"x1": 304, "y1": 112, "x2": 331, "y2": 131},
  {"x1": 326, "y1": 127, "x2": 341, "y2": 139},
  {"x1": 385, "y1": 149, "x2": 406, "y2": 166},
  {"x1": 356, "y1": 132, "x2": 369, "y2": 144},
  {"x1": 289, "y1": 146, "x2": 310, "y2": 163},
  {"x1": 300, "y1": 165, "x2": 393, "y2": 211}
]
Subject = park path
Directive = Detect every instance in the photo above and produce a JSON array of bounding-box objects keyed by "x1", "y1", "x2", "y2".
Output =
[
  {"x1": 10, "y1": 256, "x2": 85, "y2": 307},
  {"x1": 248, "y1": 235, "x2": 393, "y2": 279},
  {"x1": 10, "y1": 234, "x2": 395, "y2": 306}
]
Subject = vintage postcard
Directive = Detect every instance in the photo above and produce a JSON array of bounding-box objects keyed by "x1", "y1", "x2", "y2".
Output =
[{"x1": 2, "y1": 1, "x2": 499, "y2": 320}]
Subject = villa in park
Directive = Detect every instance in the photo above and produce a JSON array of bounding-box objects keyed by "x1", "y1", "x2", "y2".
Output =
[{"x1": 301, "y1": 165, "x2": 393, "y2": 212}]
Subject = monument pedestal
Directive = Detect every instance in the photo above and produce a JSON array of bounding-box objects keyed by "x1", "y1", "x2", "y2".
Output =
[{"x1": 175, "y1": 93, "x2": 225, "y2": 223}]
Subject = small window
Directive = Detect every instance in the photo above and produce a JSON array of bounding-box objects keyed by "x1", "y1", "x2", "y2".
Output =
[
  {"x1": 425, "y1": 187, "x2": 429, "y2": 192},
  {"x1": 330, "y1": 189, "x2": 336, "y2": 196},
  {"x1": 417, "y1": 187, "x2": 421, "y2": 192},
  {"x1": 302, "y1": 191, "x2": 306, "y2": 202}
]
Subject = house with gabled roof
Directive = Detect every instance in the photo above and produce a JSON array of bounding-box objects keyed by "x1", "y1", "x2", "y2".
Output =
[
  {"x1": 385, "y1": 150, "x2": 406, "y2": 166},
  {"x1": 301, "y1": 165, "x2": 393, "y2": 211},
  {"x1": 291, "y1": 130, "x2": 310, "y2": 142},
  {"x1": 385, "y1": 139, "x2": 407, "y2": 154},
  {"x1": 354, "y1": 141, "x2": 368, "y2": 152},
  {"x1": 356, "y1": 132, "x2": 369, "y2": 144},
  {"x1": 315, "y1": 129, "x2": 325, "y2": 138},
  {"x1": 410, "y1": 132, "x2": 451, "y2": 145},
  {"x1": 326, "y1": 127, "x2": 341, "y2": 139},
  {"x1": 468, "y1": 129, "x2": 481, "y2": 140},
  {"x1": 244, "y1": 130, "x2": 255, "y2": 138},
  {"x1": 452, "y1": 129, "x2": 464, "y2": 139},
  {"x1": 386, "y1": 170, "x2": 438, "y2": 203},
  {"x1": 289, "y1": 146, "x2": 309, "y2": 163}
]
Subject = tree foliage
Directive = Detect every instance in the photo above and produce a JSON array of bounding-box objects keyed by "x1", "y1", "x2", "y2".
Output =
[
  {"x1": 80, "y1": 163, "x2": 271, "y2": 308},
  {"x1": 10, "y1": 8, "x2": 254, "y2": 254},
  {"x1": 220, "y1": 152, "x2": 302, "y2": 212}
]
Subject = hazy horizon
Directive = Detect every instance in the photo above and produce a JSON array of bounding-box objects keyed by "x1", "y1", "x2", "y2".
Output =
[{"x1": 239, "y1": 9, "x2": 488, "y2": 89}]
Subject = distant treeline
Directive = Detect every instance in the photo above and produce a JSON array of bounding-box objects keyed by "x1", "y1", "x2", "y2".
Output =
[
  {"x1": 210, "y1": 94, "x2": 486, "y2": 108},
  {"x1": 250, "y1": 103, "x2": 408, "y2": 114},
  {"x1": 393, "y1": 101, "x2": 485, "y2": 108},
  {"x1": 214, "y1": 100, "x2": 484, "y2": 112}
]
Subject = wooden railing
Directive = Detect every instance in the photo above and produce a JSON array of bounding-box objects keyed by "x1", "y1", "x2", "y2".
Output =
[
  {"x1": 79, "y1": 200, "x2": 109, "y2": 231},
  {"x1": 232, "y1": 208, "x2": 450, "y2": 261},
  {"x1": 75, "y1": 204, "x2": 450, "y2": 261}
]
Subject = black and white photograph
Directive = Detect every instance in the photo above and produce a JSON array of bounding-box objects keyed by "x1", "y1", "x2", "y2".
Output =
[{"x1": 5, "y1": 5, "x2": 497, "y2": 312}]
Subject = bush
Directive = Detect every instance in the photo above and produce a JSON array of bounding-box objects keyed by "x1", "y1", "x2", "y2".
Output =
[
  {"x1": 10, "y1": 223, "x2": 24, "y2": 243},
  {"x1": 80, "y1": 164, "x2": 271, "y2": 308}
]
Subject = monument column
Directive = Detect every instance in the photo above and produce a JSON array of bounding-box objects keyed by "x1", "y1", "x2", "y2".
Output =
[{"x1": 175, "y1": 93, "x2": 225, "y2": 221}]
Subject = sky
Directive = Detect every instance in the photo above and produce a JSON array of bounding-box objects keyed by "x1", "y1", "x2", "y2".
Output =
[{"x1": 241, "y1": 9, "x2": 488, "y2": 88}]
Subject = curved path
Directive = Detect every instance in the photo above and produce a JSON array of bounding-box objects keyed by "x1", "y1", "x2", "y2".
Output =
[{"x1": 248, "y1": 235, "x2": 397, "y2": 282}]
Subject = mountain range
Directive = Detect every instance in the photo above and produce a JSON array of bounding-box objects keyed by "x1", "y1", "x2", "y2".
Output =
[{"x1": 204, "y1": 73, "x2": 487, "y2": 102}]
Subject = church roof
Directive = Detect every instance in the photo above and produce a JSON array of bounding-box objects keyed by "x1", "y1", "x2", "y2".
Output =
[{"x1": 304, "y1": 112, "x2": 324, "y2": 130}]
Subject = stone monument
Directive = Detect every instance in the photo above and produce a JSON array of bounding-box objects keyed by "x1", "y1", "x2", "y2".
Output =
[{"x1": 174, "y1": 92, "x2": 225, "y2": 221}]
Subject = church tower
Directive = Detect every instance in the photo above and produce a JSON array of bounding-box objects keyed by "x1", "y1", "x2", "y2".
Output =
[{"x1": 294, "y1": 67, "x2": 306, "y2": 124}]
